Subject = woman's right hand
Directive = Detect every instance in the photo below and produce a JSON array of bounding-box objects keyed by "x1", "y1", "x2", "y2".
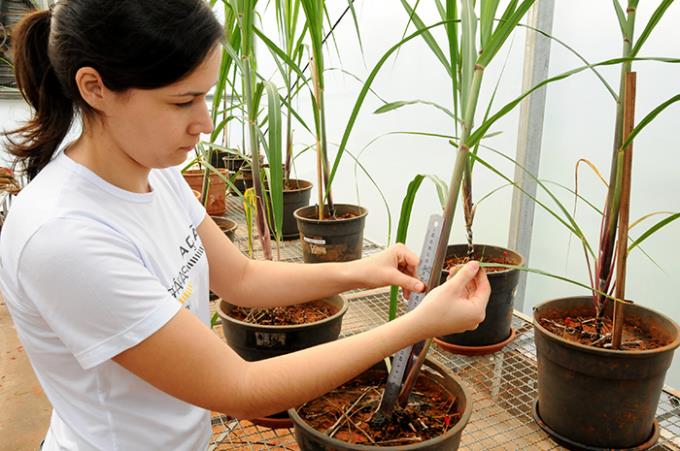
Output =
[{"x1": 413, "y1": 261, "x2": 491, "y2": 338}]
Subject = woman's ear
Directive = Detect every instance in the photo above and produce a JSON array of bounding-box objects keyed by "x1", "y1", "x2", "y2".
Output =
[{"x1": 75, "y1": 67, "x2": 107, "y2": 112}]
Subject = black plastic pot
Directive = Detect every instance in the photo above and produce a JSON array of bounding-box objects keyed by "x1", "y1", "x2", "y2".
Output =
[
  {"x1": 218, "y1": 295, "x2": 347, "y2": 361},
  {"x1": 210, "y1": 150, "x2": 233, "y2": 169},
  {"x1": 289, "y1": 358, "x2": 472, "y2": 450},
  {"x1": 224, "y1": 155, "x2": 264, "y2": 193},
  {"x1": 293, "y1": 204, "x2": 368, "y2": 263},
  {"x1": 533, "y1": 297, "x2": 680, "y2": 449},
  {"x1": 267, "y1": 179, "x2": 313, "y2": 240},
  {"x1": 436, "y1": 244, "x2": 522, "y2": 352},
  {"x1": 223, "y1": 154, "x2": 248, "y2": 172}
]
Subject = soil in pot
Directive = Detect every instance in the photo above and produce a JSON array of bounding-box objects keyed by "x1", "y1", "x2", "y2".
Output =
[
  {"x1": 294, "y1": 204, "x2": 368, "y2": 263},
  {"x1": 290, "y1": 359, "x2": 471, "y2": 450},
  {"x1": 435, "y1": 244, "x2": 522, "y2": 354},
  {"x1": 227, "y1": 300, "x2": 338, "y2": 325},
  {"x1": 538, "y1": 311, "x2": 667, "y2": 350},
  {"x1": 444, "y1": 249, "x2": 516, "y2": 273}
]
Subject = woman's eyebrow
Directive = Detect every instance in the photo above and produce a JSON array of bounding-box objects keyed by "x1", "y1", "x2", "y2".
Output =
[{"x1": 170, "y1": 91, "x2": 205, "y2": 97}]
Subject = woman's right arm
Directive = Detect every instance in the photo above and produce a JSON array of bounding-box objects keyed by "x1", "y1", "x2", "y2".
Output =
[{"x1": 112, "y1": 261, "x2": 489, "y2": 419}]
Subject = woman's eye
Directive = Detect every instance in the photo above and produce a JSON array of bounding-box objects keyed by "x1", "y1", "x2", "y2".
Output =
[{"x1": 174, "y1": 100, "x2": 193, "y2": 108}]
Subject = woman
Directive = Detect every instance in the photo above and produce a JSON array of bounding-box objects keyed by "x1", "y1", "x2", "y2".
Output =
[{"x1": 0, "y1": 1, "x2": 490, "y2": 450}]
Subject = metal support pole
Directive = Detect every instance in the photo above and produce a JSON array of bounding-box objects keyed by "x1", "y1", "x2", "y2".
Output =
[{"x1": 507, "y1": 0, "x2": 555, "y2": 312}]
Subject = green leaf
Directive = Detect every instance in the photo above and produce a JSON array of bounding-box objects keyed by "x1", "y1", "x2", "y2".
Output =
[
  {"x1": 483, "y1": 263, "x2": 624, "y2": 303},
  {"x1": 399, "y1": 0, "x2": 453, "y2": 77},
  {"x1": 373, "y1": 99, "x2": 456, "y2": 120},
  {"x1": 631, "y1": 0, "x2": 673, "y2": 57},
  {"x1": 347, "y1": 0, "x2": 366, "y2": 63},
  {"x1": 620, "y1": 93, "x2": 680, "y2": 150},
  {"x1": 388, "y1": 174, "x2": 447, "y2": 321},
  {"x1": 518, "y1": 23, "x2": 617, "y2": 100},
  {"x1": 445, "y1": 0, "x2": 460, "y2": 136},
  {"x1": 477, "y1": 0, "x2": 534, "y2": 68},
  {"x1": 460, "y1": 0, "x2": 477, "y2": 108},
  {"x1": 264, "y1": 81, "x2": 284, "y2": 241},
  {"x1": 612, "y1": 0, "x2": 628, "y2": 37},
  {"x1": 254, "y1": 27, "x2": 312, "y2": 93},
  {"x1": 628, "y1": 213, "x2": 680, "y2": 252},
  {"x1": 467, "y1": 56, "x2": 680, "y2": 149},
  {"x1": 480, "y1": 0, "x2": 501, "y2": 50}
]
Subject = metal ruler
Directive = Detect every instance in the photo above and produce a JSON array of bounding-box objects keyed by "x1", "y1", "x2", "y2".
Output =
[{"x1": 378, "y1": 214, "x2": 443, "y2": 417}]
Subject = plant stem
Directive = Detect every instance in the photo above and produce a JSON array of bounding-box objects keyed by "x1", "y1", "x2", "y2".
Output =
[
  {"x1": 612, "y1": 72, "x2": 636, "y2": 349},
  {"x1": 310, "y1": 56, "x2": 334, "y2": 219},
  {"x1": 310, "y1": 58, "x2": 326, "y2": 220},
  {"x1": 285, "y1": 80, "x2": 293, "y2": 184},
  {"x1": 595, "y1": 1, "x2": 636, "y2": 317},
  {"x1": 400, "y1": 65, "x2": 485, "y2": 402},
  {"x1": 462, "y1": 67, "x2": 484, "y2": 259}
]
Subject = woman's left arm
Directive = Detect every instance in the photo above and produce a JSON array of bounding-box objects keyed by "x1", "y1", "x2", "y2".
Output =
[{"x1": 198, "y1": 215, "x2": 425, "y2": 307}]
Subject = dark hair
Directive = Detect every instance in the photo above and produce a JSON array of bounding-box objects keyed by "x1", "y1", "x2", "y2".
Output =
[{"x1": 4, "y1": 0, "x2": 223, "y2": 181}]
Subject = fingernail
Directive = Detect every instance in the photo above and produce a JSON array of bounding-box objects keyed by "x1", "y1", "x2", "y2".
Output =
[
  {"x1": 415, "y1": 281, "x2": 424, "y2": 291},
  {"x1": 467, "y1": 261, "x2": 480, "y2": 271}
]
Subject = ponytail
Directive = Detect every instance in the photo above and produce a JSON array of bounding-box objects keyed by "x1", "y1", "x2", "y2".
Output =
[{"x1": 4, "y1": 9, "x2": 74, "y2": 181}]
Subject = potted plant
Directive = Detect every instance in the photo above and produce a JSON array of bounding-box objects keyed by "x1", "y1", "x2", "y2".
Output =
[
  {"x1": 329, "y1": 1, "x2": 534, "y2": 354},
  {"x1": 289, "y1": 358, "x2": 472, "y2": 450},
  {"x1": 531, "y1": 1, "x2": 680, "y2": 448},
  {"x1": 290, "y1": 0, "x2": 368, "y2": 263},
  {"x1": 285, "y1": 2, "x2": 537, "y2": 447}
]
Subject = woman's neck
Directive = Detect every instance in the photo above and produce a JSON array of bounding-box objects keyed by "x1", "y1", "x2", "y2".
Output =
[{"x1": 66, "y1": 127, "x2": 152, "y2": 194}]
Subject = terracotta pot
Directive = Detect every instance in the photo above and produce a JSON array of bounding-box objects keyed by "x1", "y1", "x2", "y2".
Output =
[
  {"x1": 289, "y1": 358, "x2": 473, "y2": 450},
  {"x1": 533, "y1": 296, "x2": 680, "y2": 449},
  {"x1": 293, "y1": 204, "x2": 368, "y2": 263},
  {"x1": 182, "y1": 169, "x2": 228, "y2": 215}
]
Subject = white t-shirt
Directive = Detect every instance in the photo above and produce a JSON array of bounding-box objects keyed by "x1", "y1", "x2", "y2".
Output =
[{"x1": 0, "y1": 152, "x2": 212, "y2": 450}]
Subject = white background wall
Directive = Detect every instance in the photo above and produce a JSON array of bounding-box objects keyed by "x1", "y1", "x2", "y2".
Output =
[{"x1": 2, "y1": 1, "x2": 679, "y2": 385}]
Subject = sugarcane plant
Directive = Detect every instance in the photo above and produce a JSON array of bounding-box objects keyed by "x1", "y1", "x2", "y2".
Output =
[
  {"x1": 299, "y1": 0, "x2": 335, "y2": 220},
  {"x1": 326, "y1": 2, "x2": 680, "y2": 416},
  {"x1": 589, "y1": 0, "x2": 680, "y2": 348},
  {"x1": 274, "y1": 0, "x2": 307, "y2": 188},
  {"x1": 332, "y1": 0, "x2": 535, "y2": 325}
]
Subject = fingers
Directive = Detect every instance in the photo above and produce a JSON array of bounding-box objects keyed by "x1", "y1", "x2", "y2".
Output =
[
  {"x1": 472, "y1": 267, "x2": 491, "y2": 303},
  {"x1": 394, "y1": 270, "x2": 425, "y2": 294},
  {"x1": 448, "y1": 260, "x2": 480, "y2": 289},
  {"x1": 396, "y1": 244, "x2": 419, "y2": 277}
]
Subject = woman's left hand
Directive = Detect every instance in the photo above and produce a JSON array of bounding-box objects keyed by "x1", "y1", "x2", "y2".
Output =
[{"x1": 351, "y1": 243, "x2": 425, "y2": 299}]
